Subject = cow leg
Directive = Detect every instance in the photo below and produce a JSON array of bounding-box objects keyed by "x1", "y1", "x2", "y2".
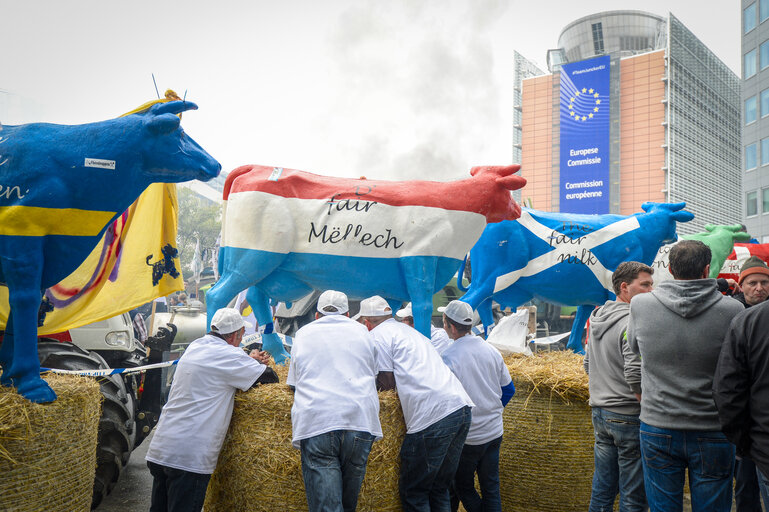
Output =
[
  {"x1": 0, "y1": 250, "x2": 56, "y2": 402},
  {"x1": 246, "y1": 286, "x2": 290, "y2": 365},
  {"x1": 566, "y1": 304, "x2": 594, "y2": 354},
  {"x1": 477, "y1": 297, "x2": 496, "y2": 336},
  {"x1": 401, "y1": 256, "x2": 437, "y2": 339}
]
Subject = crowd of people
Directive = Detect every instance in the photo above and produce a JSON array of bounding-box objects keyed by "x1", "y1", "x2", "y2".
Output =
[{"x1": 585, "y1": 240, "x2": 769, "y2": 512}]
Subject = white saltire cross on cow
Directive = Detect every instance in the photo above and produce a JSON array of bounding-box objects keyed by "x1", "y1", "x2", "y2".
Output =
[
  {"x1": 206, "y1": 164, "x2": 526, "y2": 363},
  {"x1": 458, "y1": 202, "x2": 693, "y2": 352}
]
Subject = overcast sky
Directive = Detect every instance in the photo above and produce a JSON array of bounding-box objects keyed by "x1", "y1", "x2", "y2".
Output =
[{"x1": 0, "y1": 0, "x2": 740, "y2": 182}]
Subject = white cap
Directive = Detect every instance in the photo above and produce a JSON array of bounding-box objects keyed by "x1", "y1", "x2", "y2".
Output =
[
  {"x1": 210, "y1": 307, "x2": 253, "y2": 334},
  {"x1": 395, "y1": 302, "x2": 413, "y2": 318},
  {"x1": 440, "y1": 300, "x2": 474, "y2": 326},
  {"x1": 359, "y1": 295, "x2": 392, "y2": 317},
  {"x1": 317, "y1": 290, "x2": 349, "y2": 315}
]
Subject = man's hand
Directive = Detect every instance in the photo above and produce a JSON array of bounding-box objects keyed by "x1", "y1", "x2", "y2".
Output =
[
  {"x1": 249, "y1": 349, "x2": 271, "y2": 365},
  {"x1": 726, "y1": 279, "x2": 742, "y2": 293}
]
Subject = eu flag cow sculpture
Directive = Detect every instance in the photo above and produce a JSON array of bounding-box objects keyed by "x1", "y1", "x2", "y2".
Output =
[
  {"x1": 458, "y1": 202, "x2": 694, "y2": 352},
  {"x1": 206, "y1": 164, "x2": 526, "y2": 363},
  {"x1": 0, "y1": 100, "x2": 221, "y2": 402}
]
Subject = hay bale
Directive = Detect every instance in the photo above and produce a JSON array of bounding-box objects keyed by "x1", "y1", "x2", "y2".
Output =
[
  {"x1": 0, "y1": 373, "x2": 102, "y2": 512},
  {"x1": 205, "y1": 374, "x2": 406, "y2": 512},
  {"x1": 500, "y1": 352, "x2": 593, "y2": 512}
]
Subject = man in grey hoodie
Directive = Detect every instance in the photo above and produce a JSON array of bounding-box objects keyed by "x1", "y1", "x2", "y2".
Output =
[
  {"x1": 584, "y1": 261, "x2": 654, "y2": 512},
  {"x1": 627, "y1": 240, "x2": 744, "y2": 512}
]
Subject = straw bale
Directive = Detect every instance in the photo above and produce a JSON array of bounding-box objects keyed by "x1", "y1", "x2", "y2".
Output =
[
  {"x1": 205, "y1": 373, "x2": 406, "y2": 512},
  {"x1": 0, "y1": 373, "x2": 102, "y2": 512},
  {"x1": 499, "y1": 352, "x2": 593, "y2": 512}
]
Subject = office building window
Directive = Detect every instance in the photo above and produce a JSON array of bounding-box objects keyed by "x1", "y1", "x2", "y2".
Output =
[
  {"x1": 762, "y1": 0, "x2": 769, "y2": 23},
  {"x1": 591, "y1": 23, "x2": 604, "y2": 54},
  {"x1": 746, "y1": 49, "x2": 758, "y2": 78},
  {"x1": 762, "y1": 89, "x2": 769, "y2": 117},
  {"x1": 747, "y1": 3, "x2": 758, "y2": 33},
  {"x1": 762, "y1": 40, "x2": 769, "y2": 70},
  {"x1": 762, "y1": 138, "x2": 769, "y2": 166},
  {"x1": 747, "y1": 96, "x2": 758, "y2": 124},
  {"x1": 748, "y1": 191, "x2": 759, "y2": 217},
  {"x1": 763, "y1": 188, "x2": 769, "y2": 213},
  {"x1": 747, "y1": 143, "x2": 758, "y2": 170}
]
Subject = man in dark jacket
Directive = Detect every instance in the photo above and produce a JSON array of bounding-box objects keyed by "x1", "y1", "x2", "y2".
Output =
[
  {"x1": 627, "y1": 240, "x2": 743, "y2": 512},
  {"x1": 714, "y1": 261, "x2": 769, "y2": 509},
  {"x1": 584, "y1": 261, "x2": 654, "y2": 512}
]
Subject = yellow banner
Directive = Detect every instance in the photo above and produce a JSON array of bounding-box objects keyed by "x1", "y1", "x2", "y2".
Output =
[{"x1": 0, "y1": 96, "x2": 186, "y2": 334}]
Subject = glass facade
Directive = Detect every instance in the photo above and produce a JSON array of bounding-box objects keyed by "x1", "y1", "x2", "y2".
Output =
[
  {"x1": 747, "y1": 49, "x2": 758, "y2": 78},
  {"x1": 762, "y1": 137, "x2": 769, "y2": 165},
  {"x1": 748, "y1": 96, "x2": 758, "y2": 124},
  {"x1": 748, "y1": 143, "x2": 758, "y2": 169},
  {"x1": 512, "y1": 51, "x2": 545, "y2": 202},
  {"x1": 763, "y1": 0, "x2": 769, "y2": 23},
  {"x1": 762, "y1": 88, "x2": 769, "y2": 116},
  {"x1": 764, "y1": 187, "x2": 769, "y2": 212},
  {"x1": 748, "y1": 190, "x2": 758, "y2": 216}
]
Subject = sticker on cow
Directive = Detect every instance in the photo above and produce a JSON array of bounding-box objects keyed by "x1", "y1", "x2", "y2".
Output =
[
  {"x1": 206, "y1": 164, "x2": 526, "y2": 362},
  {"x1": 458, "y1": 202, "x2": 694, "y2": 353},
  {"x1": 0, "y1": 100, "x2": 221, "y2": 403}
]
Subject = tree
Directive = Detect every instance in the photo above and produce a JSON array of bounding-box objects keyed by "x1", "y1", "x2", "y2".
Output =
[{"x1": 176, "y1": 187, "x2": 222, "y2": 281}]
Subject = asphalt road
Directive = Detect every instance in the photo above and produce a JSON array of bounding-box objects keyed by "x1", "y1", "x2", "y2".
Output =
[{"x1": 95, "y1": 431, "x2": 154, "y2": 511}]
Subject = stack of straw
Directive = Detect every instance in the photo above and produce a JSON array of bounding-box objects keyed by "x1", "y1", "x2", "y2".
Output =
[
  {"x1": 208, "y1": 351, "x2": 592, "y2": 512},
  {"x1": 0, "y1": 373, "x2": 102, "y2": 511},
  {"x1": 499, "y1": 351, "x2": 592, "y2": 512}
]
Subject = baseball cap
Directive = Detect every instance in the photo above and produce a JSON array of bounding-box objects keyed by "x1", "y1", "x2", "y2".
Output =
[
  {"x1": 210, "y1": 308, "x2": 253, "y2": 334},
  {"x1": 359, "y1": 295, "x2": 392, "y2": 316},
  {"x1": 440, "y1": 300, "x2": 474, "y2": 326},
  {"x1": 395, "y1": 302, "x2": 413, "y2": 318},
  {"x1": 739, "y1": 256, "x2": 769, "y2": 285},
  {"x1": 317, "y1": 290, "x2": 349, "y2": 315}
]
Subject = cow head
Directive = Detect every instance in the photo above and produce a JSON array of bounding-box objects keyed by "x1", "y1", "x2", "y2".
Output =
[
  {"x1": 470, "y1": 165, "x2": 526, "y2": 222},
  {"x1": 139, "y1": 101, "x2": 221, "y2": 183},
  {"x1": 703, "y1": 223, "x2": 753, "y2": 243},
  {"x1": 641, "y1": 202, "x2": 694, "y2": 243}
]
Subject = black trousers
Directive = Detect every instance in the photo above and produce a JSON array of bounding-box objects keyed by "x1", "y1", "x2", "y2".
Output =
[{"x1": 147, "y1": 461, "x2": 211, "y2": 512}]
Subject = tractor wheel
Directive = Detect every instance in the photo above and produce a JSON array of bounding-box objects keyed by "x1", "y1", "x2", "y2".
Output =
[{"x1": 37, "y1": 340, "x2": 136, "y2": 509}]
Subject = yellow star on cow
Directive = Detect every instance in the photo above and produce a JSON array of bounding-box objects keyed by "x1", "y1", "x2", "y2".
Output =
[
  {"x1": 569, "y1": 111, "x2": 574, "y2": 116},
  {"x1": 582, "y1": 88, "x2": 587, "y2": 93},
  {"x1": 570, "y1": 97, "x2": 575, "y2": 102},
  {"x1": 594, "y1": 107, "x2": 599, "y2": 112},
  {"x1": 581, "y1": 115, "x2": 587, "y2": 121},
  {"x1": 588, "y1": 113, "x2": 594, "y2": 118},
  {"x1": 594, "y1": 92, "x2": 599, "y2": 98},
  {"x1": 596, "y1": 99, "x2": 601, "y2": 104},
  {"x1": 575, "y1": 91, "x2": 580, "y2": 96},
  {"x1": 589, "y1": 88, "x2": 594, "y2": 94},
  {"x1": 569, "y1": 103, "x2": 573, "y2": 109}
]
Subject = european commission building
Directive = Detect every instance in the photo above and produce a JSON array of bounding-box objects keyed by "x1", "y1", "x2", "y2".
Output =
[{"x1": 513, "y1": 11, "x2": 741, "y2": 235}]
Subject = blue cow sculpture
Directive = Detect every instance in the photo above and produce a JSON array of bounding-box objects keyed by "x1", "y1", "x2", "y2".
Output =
[
  {"x1": 0, "y1": 100, "x2": 221, "y2": 402},
  {"x1": 458, "y1": 202, "x2": 694, "y2": 352},
  {"x1": 206, "y1": 164, "x2": 526, "y2": 363}
]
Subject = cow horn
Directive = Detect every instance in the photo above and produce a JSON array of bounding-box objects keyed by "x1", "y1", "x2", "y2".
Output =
[
  {"x1": 495, "y1": 175, "x2": 527, "y2": 191},
  {"x1": 149, "y1": 100, "x2": 199, "y2": 116}
]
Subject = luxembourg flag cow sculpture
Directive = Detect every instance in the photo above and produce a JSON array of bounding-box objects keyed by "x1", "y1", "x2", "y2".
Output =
[
  {"x1": 458, "y1": 202, "x2": 694, "y2": 352},
  {"x1": 0, "y1": 101, "x2": 221, "y2": 403},
  {"x1": 206, "y1": 164, "x2": 526, "y2": 362}
]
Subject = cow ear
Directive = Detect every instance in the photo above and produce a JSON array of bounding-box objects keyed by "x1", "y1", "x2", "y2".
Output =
[
  {"x1": 641, "y1": 202, "x2": 653, "y2": 212},
  {"x1": 147, "y1": 113, "x2": 181, "y2": 134},
  {"x1": 704, "y1": 224, "x2": 715, "y2": 232},
  {"x1": 149, "y1": 100, "x2": 198, "y2": 116},
  {"x1": 672, "y1": 211, "x2": 694, "y2": 223}
]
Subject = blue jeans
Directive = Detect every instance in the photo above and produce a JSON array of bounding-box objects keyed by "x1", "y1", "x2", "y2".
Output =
[
  {"x1": 400, "y1": 406, "x2": 472, "y2": 512},
  {"x1": 300, "y1": 430, "x2": 375, "y2": 512},
  {"x1": 453, "y1": 435, "x2": 502, "y2": 512},
  {"x1": 589, "y1": 408, "x2": 646, "y2": 512},
  {"x1": 757, "y1": 466, "x2": 769, "y2": 509},
  {"x1": 147, "y1": 461, "x2": 211, "y2": 512},
  {"x1": 639, "y1": 422, "x2": 734, "y2": 512},
  {"x1": 734, "y1": 456, "x2": 762, "y2": 512}
]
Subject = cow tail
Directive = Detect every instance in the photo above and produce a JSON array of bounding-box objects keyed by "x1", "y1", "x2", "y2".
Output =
[{"x1": 456, "y1": 254, "x2": 470, "y2": 292}]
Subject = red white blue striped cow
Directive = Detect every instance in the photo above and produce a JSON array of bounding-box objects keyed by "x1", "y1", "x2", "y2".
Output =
[
  {"x1": 206, "y1": 164, "x2": 526, "y2": 362},
  {"x1": 458, "y1": 202, "x2": 693, "y2": 352},
  {"x1": 718, "y1": 242, "x2": 769, "y2": 281},
  {"x1": 0, "y1": 101, "x2": 220, "y2": 402}
]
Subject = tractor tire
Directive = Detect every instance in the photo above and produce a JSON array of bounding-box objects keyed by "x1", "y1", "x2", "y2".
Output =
[{"x1": 37, "y1": 340, "x2": 136, "y2": 509}]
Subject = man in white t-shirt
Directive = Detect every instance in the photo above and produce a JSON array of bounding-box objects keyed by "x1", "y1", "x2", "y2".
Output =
[
  {"x1": 395, "y1": 302, "x2": 452, "y2": 354},
  {"x1": 360, "y1": 295, "x2": 474, "y2": 511},
  {"x1": 440, "y1": 300, "x2": 515, "y2": 512},
  {"x1": 287, "y1": 290, "x2": 382, "y2": 512},
  {"x1": 145, "y1": 308, "x2": 277, "y2": 512}
]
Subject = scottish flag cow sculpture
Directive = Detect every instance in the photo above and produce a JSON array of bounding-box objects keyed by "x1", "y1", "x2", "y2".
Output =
[
  {"x1": 206, "y1": 164, "x2": 526, "y2": 363},
  {"x1": 458, "y1": 202, "x2": 693, "y2": 352},
  {"x1": 0, "y1": 101, "x2": 221, "y2": 402}
]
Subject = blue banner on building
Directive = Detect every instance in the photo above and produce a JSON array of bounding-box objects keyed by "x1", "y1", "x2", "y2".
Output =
[{"x1": 559, "y1": 55, "x2": 611, "y2": 214}]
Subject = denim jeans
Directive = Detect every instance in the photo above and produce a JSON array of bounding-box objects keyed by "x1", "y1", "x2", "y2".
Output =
[
  {"x1": 400, "y1": 406, "x2": 472, "y2": 512},
  {"x1": 734, "y1": 456, "x2": 762, "y2": 512},
  {"x1": 147, "y1": 461, "x2": 211, "y2": 512},
  {"x1": 589, "y1": 408, "x2": 646, "y2": 512},
  {"x1": 300, "y1": 430, "x2": 375, "y2": 512},
  {"x1": 453, "y1": 435, "x2": 503, "y2": 512},
  {"x1": 756, "y1": 466, "x2": 769, "y2": 509},
  {"x1": 639, "y1": 422, "x2": 734, "y2": 512}
]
